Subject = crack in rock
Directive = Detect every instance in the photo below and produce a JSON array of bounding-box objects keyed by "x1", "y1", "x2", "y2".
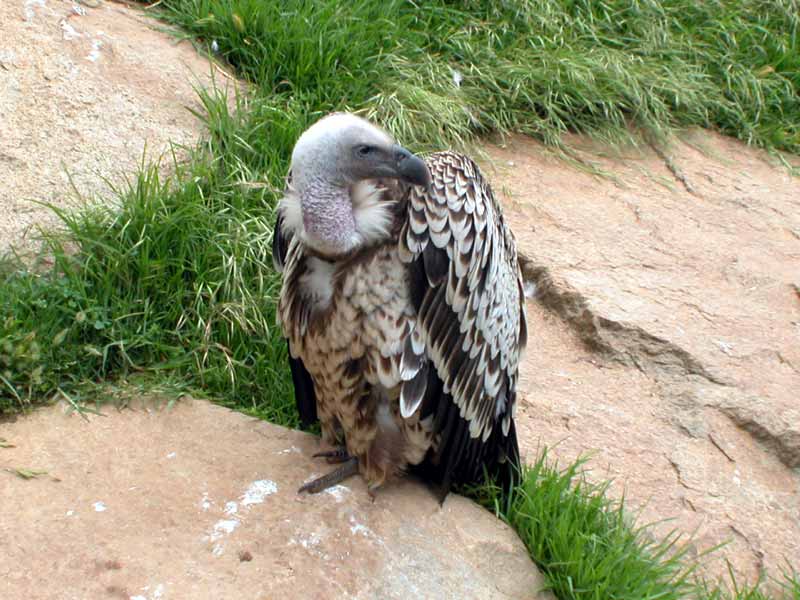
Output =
[
  {"x1": 518, "y1": 256, "x2": 726, "y2": 385},
  {"x1": 518, "y1": 253, "x2": 800, "y2": 469},
  {"x1": 707, "y1": 433, "x2": 735, "y2": 463},
  {"x1": 649, "y1": 142, "x2": 697, "y2": 195},
  {"x1": 717, "y1": 401, "x2": 800, "y2": 469}
]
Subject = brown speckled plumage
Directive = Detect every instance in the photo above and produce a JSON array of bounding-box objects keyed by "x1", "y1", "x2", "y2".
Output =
[{"x1": 274, "y1": 148, "x2": 526, "y2": 498}]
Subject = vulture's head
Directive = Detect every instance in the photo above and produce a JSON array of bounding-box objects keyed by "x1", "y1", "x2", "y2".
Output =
[{"x1": 285, "y1": 113, "x2": 430, "y2": 257}]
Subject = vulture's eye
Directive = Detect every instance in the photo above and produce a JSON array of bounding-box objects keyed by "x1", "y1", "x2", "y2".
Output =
[{"x1": 356, "y1": 145, "x2": 375, "y2": 157}]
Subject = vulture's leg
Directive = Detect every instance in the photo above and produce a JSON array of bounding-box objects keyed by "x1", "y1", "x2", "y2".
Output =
[
  {"x1": 312, "y1": 446, "x2": 351, "y2": 464},
  {"x1": 298, "y1": 457, "x2": 359, "y2": 494}
]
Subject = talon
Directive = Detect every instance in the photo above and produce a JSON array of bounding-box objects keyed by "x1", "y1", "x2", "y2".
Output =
[
  {"x1": 312, "y1": 446, "x2": 351, "y2": 464},
  {"x1": 298, "y1": 457, "x2": 359, "y2": 494}
]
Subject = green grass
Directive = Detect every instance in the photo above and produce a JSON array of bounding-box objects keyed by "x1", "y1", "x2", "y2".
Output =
[
  {"x1": 2, "y1": 0, "x2": 800, "y2": 598},
  {"x1": 698, "y1": 565, "x2": 800, "y2": 600},
  {"x1": 156, "y1": 0, "x2": 799, "y2": 153},
  {"x1": 475, "y1": 453, "x2": 800, "y2": 600},
  {"x1": 469, "y1": 452, "x2": 698, "y2": 599},
  {"x1": 2, "y1": 92, "x2": 302, "y2": 426}
]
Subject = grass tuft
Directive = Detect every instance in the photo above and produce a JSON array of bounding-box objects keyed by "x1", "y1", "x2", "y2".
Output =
[
  {"x1": 0, "y1": 91, "x2": 300, "y2": 425},
  {"x1": 151, "y1": 0, "x2": 799, "y2": 154},
  {"x1": 471, "y1": 452, "x2": 800, "y2": 600},
  {"x1": 470, "y1": 450, "x2": 697, "y2": 599}
]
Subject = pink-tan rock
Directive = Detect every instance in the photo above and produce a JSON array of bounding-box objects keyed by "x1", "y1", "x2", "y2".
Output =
[
  {"x1": 0, "y1": 399, "x2": 552, "y2": 600},
  {"x1": 0, "y1": 0, "x2": 231, "y2": 250},
  {"x1": 486, "y1": 132, "x2": 800, "y2": 583}
]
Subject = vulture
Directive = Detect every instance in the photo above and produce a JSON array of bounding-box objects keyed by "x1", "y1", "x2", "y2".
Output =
[{"x1": 272, "y1": 113, "x2": 527, "y2": 500}]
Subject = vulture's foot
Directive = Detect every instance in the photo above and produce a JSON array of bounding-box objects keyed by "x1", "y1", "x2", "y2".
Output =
[
  {"x1": 312, "y1": 446, "x2": 351, "y2": 464},
  {"x1": 366, "y1": 484, "x2": 379, "y2": 503},
  {"x1": 298, "y1": 457, "x2": 358, "y2": 494}
]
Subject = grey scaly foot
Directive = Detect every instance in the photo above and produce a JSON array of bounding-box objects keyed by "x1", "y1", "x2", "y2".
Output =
[
  {"x1": 312, "y1": 446, "x2": 351, "y2": 464},
  {"x1": 298, "y1": 457, "x2": 358, "y2": 494}
]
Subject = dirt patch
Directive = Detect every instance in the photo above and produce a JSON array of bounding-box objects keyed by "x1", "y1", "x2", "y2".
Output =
[
  {"x1": 0, "y1": 0, "x2": 230, "y2": 251},
  {"x1": 485, "y1": 132, "x2": 800, "y2": 584}
]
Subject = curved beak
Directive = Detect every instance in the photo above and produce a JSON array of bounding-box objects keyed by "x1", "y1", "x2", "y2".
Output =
[{"x1": 392, "y1": 145, "x2": 431, "y2": 188}]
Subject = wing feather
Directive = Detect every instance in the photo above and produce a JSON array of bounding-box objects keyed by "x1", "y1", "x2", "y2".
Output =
[{"x1": 401, "y1": 151, "x2": 527, "y2": 495}]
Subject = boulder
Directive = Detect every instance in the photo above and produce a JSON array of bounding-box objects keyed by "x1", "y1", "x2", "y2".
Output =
[
  {"x1": 0, "y1": 399, "x2": 552, "y2": 600},
  {"x1": 487, "y1": 131, "x2": 800, "y2": 582},
  {"x1": 0, "y1": 0, "x2": 231, "y2": 250}
]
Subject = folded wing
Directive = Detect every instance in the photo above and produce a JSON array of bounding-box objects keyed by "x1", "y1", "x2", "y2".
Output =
[{"x1": 399, "y1": 151, "x2": 527, "y2": 496}]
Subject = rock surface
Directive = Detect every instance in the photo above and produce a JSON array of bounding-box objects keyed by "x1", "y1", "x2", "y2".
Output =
[
  {"x1": 486, "y1": 132, "x2": 800, "y2": 582},
  {"x1": 0, "y1": 399, "x2": 551, "y2": 600},
  {"x1": 0, "y1": 0, "x2": 228, "y2": 250}
]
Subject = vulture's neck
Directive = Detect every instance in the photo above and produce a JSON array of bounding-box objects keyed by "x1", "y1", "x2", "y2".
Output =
[
  {"x1": 299, "y1": 178, "x2": 360, "y2": 258},
  {"x1": 295, "y1": 178, "x2": 395, "y2": 259}
]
